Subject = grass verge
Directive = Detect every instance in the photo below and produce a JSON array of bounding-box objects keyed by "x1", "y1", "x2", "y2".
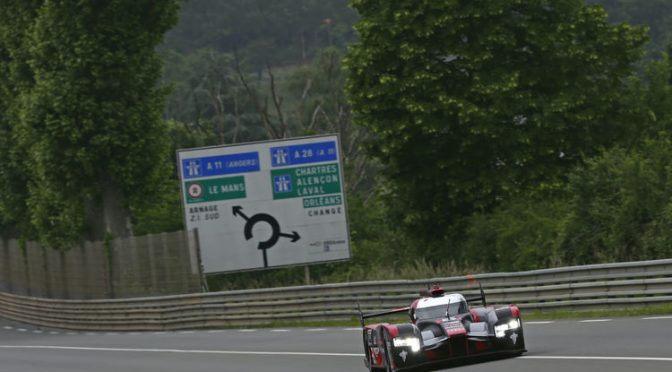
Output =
[
  {"x1": 521, "y1": 303, "x2": 672, "y2": 321},
  {"x1": 244, "y1": 304, "x2": 672, "y2": 329}
]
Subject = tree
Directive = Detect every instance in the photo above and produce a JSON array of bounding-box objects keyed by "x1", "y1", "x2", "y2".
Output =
[
  {"x1": 283, "y1": 48, "x2": 377, "y2": 196},
  {"x1": 2, "y1": 1, "x2": 179, "y2": 247},
  {"x1": 588, "y1": 0, "x2": 672, "y2": 59},
  {"x1": 345, "y1": 0, "x2": 648, "y2": 246},
  {"x1": 559, "y1": 48, "x2": 672, "y2": 264},
  {"x1": 463, "y1": 49, "x2": 672, "y2": 270},
  {"x1": 561, "y1": 135, "x2": 672, "y2": 264},
  {"x1": 0, "y1": 1, "x2": 42, "y2": 239},
  {"x1": 161, "y1": 49, "x2": 259, "y2": 145},
  {"x1": 164, "y1": 0, "x2": 359, "y2": 68}
]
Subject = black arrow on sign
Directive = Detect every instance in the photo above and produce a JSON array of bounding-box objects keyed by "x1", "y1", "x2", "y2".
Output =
[
  {"x1": 232, "y1": 206, "x2": 249, "y2": 221},
  {"x1": 279, "y1": 231, "x2": 301, "y2": 243},
  {"x1": 232, "y1": 206, "x2": 301, "y2": 268}
]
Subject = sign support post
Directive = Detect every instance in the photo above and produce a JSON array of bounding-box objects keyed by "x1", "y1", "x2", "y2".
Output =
[{"x1": 193, "y1": 228, "x2": 209, "y2": 292}]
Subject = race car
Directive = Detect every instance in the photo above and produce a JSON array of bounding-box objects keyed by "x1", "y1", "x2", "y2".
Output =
[{"x1": 359, "y1": 285, "x2": 526, "y2": 371}]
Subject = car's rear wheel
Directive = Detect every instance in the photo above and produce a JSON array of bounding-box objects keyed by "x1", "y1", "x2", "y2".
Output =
[
  {"x1": 363, "y1": 332, "x2": 376, "y2": 372},
  {"x1": 516, "y1": 323, "x2": 526, "y2": 353}
]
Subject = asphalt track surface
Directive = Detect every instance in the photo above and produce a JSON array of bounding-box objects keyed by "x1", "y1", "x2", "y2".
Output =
[{"x1": 1, "y1": 316, "x2": 671, "y2": 372}]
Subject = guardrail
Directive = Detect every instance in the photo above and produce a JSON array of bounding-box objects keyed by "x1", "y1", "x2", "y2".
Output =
[{"x1": 1, "y1": 259, "x2": 671, "y2": 331}]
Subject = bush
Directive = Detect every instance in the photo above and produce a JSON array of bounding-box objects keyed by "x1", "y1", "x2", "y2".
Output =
[
  {"x1": 462, "y1": 195, "x2": 568, "y2": 271},
  {"x1": 561, "y1": 136, "x2": 672, "y2": 264}
]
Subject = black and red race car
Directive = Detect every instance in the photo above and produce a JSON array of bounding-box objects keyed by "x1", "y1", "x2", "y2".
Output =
[{"x1": 359, "y1": 285, "x2": 526, "y2": 371}]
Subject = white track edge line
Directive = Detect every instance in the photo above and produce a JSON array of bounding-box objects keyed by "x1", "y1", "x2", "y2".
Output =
[
  {"x1": 0, "y1": 345, "x2": 363, "y2": 357},
  {"x1": 1, "y1": 346, "x2": 671, "y2": 362},
  {"x1": 522, "y1": 356, "x2": 672, "y2": 362},
  {"x1": 642, "y1": 316, "x2": 672, "y2": 320}
]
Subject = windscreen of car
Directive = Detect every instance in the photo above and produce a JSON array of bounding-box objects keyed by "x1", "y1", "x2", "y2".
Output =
[{"x1": 415, "y1": 301, "x2": 465, "y2": 320}]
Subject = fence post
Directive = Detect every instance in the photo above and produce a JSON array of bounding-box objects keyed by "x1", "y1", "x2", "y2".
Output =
[
  {"x1": 111, "y1": 237, "x2": 126, "y2": 299},
  {"x1": 20, "y1": 241, "x2": 31, "y2": 297},
  {"x1": 159, "y1": 232, "x2": 171, "y2": 294},
  {"x1": 176, "y1": 231, "x2": 191, "y2": 293},
  {"x1": 24, "y1": 242, "x2": 44, "y2": 298},
  {"x1": 0, "y1": 238, "x2": 8, "y2": 292},
  {"x1": 112, "y1": 239, "x2": 117, "y2": 299},
  {"x1": 79, "y1": 244, "x2": 90, "y2": 299},
  {"x1": 85, "y1": 241, "x2": 103, "y2": 299},
  {"x1": 40, "y1": 245, "x2": 52, "y2": 298},
  {"x1": 106, "y1": 238, "x2": 115, "y2": 299},
  {"x1": 57, "y1": 250, "x2": 68, "y2": 299},
  {"x1": 147, "y1": 234, "x2": 158, "y2": 294},
  {"x1": 129, "y1": 234, "x2": 143, "y2": 297}
]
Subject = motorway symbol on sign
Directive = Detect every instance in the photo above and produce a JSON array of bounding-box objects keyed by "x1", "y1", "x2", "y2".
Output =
[
  {"x1": 232, "y1": 206, "x2": 301, "y2": 268},
  {"x1": 272, "y1": 148, "x2": 289, "y2": 166},
  {"x1": 273, "y1": 175, "x2": 292, "y2": 193},
  {"x1": 186, "y1": 160, "x2": 202, "y2": 177}
]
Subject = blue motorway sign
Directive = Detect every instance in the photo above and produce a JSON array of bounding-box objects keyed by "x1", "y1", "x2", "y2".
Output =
[
  {"x1": 270, "y1": 141, "x2": 337, "y2": 167},
  {"x1": 182, "y1": 152, "x2": 260, "y2": 179},
  {"x1": 273, "y1": 175, "x2": 293, "y2": 193}
]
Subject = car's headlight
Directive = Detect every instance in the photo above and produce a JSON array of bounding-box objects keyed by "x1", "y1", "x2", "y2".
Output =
[
  {"x1": 393, "y1": 337, "x2": 421, "y2": 352},
  {"x1": 495, "y1": 319, "x2": 520, "y2": 338}
]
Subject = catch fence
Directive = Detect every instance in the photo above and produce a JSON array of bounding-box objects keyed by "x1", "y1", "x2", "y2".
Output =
[
  {"x1": 0, "y1": 231, "x2": 201, "y2": 300},
  {"x1": 1, "y1": 259, "x2": 671, "y2": 331}
]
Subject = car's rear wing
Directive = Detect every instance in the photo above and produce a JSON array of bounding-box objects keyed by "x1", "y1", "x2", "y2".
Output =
[
  {"x1": 464, "y1": 283, "x2": 487, "y2": 307},
  {"x1": 357, "y1": 283, "x2": 487, "y2": 327},
  {"x1": 358, "y1": 305, "x2": 410, "y2": 326}
]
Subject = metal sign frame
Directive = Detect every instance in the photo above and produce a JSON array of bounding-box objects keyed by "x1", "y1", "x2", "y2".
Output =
[{"x1": 176, "y1": 134, "x2": 351, "y2": 275}]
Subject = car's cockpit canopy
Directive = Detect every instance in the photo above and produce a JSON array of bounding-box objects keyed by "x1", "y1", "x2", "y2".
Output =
[{"x1": 412, "y1": 293, "x2": 469, "y2": 321}]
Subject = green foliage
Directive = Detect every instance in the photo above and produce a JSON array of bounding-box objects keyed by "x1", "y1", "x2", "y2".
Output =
[
  {"x1": 561, "y1": 136, "x2": 672, "y2": 264},
  {"x1": 285, "y1": 48, "x2": 349, "y2": 134},
  {"x1": 4, "y1": 0, "x2": 672, "y2": 281},
  {"x1": 160, "y1": 49, "x2": 269, "y2": 144},
  {"x1": 131, "y1": 121, "x2": 201, "y2": 236},
  {"x1": 462, "y1": 195, "x2": 568, "y2": 271},
  {"x1": 460, "y1": 50, "x2": 672, "y2": 271},
  {"x1": 0, "y1": 1, "x2": 41, "y2": 239},
  {"x1": 589, "y1": 0, "x2": 672, "y2": 60},
  {"x1": 1, "y1": 1, "x2": 180, "y2": 247},
  {"x1": 345, "y1": 0, "x2": 648, "y2": 245},
  {"x1": 640, "y1": 51, "x2": 672, "y2": 131},
  {"x1": 130, "y1": 180, "x2": 184, "y2": 236},
  {"x1": 164, "y1": 0, "x2": 358, "y2": 68}
]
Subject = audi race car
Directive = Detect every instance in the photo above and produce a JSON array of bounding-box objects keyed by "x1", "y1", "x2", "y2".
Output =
[{"x1": 360, "y1": 285, "x2": 526, "y2": 371}]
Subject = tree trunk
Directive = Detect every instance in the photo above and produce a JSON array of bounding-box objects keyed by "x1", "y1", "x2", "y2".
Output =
[{"x1": 85, "y1": 180, "x2": 132, "y2": 241}]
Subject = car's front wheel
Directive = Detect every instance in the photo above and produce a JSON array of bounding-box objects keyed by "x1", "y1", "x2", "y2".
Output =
[{"x1": 381, "y1": 329, "x2": 397, "y2": 372}]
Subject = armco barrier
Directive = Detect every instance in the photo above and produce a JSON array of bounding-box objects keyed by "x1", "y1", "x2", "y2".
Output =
[{"x1": 1, "y1": 259, "x2": 671, "y2": 331}]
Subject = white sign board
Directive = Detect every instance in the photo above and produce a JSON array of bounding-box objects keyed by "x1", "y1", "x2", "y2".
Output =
[{"x1": 177, "y1": 134, "x2": 351, "y2": 274}]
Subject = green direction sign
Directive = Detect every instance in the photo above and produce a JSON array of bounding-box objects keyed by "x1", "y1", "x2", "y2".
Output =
[
  {"x1": 271, "y1": 163, "x2": 341, "y2": 200},
  {"x1": 302, "y1": 195, "x2": 342, "y2": 209},
  {"x1": 185, "y1": 176, "x2": 246, "y2": 204}
]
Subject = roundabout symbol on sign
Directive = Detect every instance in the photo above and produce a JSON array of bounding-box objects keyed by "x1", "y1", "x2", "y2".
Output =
[
  {"x1": 188, "y1": 183, "x2": 203, "y2": 199},
  {"x1": 232, "y1": 206, "x2": 301, "y2": 268}
]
